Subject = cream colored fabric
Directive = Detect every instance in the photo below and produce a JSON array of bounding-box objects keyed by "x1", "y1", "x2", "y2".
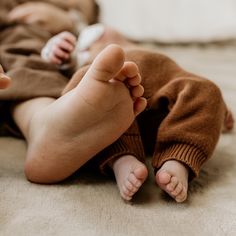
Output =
[
  {"x1": 97, "y1": 0, "x2": 236, "y2": 43},
  {"x1": 0, "y1": 44, "x2": 236, "y2": 235}
]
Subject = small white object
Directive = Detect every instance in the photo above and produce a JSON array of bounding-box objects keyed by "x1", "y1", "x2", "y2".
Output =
[
  {"x1": 77, "y1": 23, "x2": 105, "y2": 51},
  {"x1": 77, "y1": 51, "x2": 91, "y2": 67},
  {"x1": 41, "y1": 45, "x2": 50, "y2": 62}
]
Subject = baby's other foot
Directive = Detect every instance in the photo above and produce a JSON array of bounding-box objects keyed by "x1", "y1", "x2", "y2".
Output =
[
  {"x1": 25, "y1": 45, "x2": 146, "y2": 183},
  {"x1": 155, "y1": 160, "x2": 189, "y2": 203},
  {"x1": 112, "y1": 155, "x2": 148, "y2": 201}
]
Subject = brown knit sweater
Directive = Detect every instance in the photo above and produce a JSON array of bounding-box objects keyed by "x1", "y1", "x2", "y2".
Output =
[{"x1": 63, "y1": 48, "x2": 227, "y2": 179}]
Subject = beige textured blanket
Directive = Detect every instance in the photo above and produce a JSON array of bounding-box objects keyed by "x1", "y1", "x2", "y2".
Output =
[{"x1": 0, "y1": 43, "x2": 236, "y2": 235}]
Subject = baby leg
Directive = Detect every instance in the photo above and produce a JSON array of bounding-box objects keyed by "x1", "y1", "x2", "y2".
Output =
[{"x1": 12, "y1": 44, "x2": 146, "y2": 183}]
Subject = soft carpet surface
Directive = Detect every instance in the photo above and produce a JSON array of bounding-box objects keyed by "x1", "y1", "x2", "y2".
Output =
[{"x1": 0, "y1": 44, "x2": 236, "y2": 236}]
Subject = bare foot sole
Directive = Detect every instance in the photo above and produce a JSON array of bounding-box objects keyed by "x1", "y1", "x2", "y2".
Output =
[
  {"x1": 25, "y1": 44, "x2": 147, "y2": 183},
  {"x1": 155, "y1": 160, "x2": 189, "y2": 203},
  {"x1": 112, "y1": 155, "x2": 148, "y2": 201}
]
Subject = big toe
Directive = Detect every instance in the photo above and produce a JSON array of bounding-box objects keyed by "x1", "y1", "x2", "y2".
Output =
[
  {"x1": 156, "y1": 170, "x2": 172, "y2": 186},
  {"x1": 133, "y1": 165, "x2": 148, "y2": 182},
  {"x1": 85, "y1": 44, "x2": 125, "y2": 82}
]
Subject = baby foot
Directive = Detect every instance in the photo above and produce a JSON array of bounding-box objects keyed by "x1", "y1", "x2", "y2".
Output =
[
  {"x1": 25, "y1": 44, "x2": 147, "y2": 183},
  {"x1": 112, "y1": 155, "x2": 148, "y2": 201},
  {"x1": 155, "y1": 160, "x2": 189, "y2": 203},
  {"x1": 75, "y1": 45, "x2": 146, "y2": 117}
]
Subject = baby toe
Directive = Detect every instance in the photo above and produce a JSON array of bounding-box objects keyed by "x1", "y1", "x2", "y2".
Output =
[
  {"x1": 121, "y1": 187, "x2": 131, "y2": 199},
  {"x1": 166, "y1": 176, "x2": 178, "y2": 192},
  {"x1": 128, "y1": 173, "x2": 142, "y2": 188},
  {"x1": 127, "y1": 74, "x2": 142, "y2": 87},
  {"x1": 125, "y1": 180, "x2": 136, "y2": 192},
  {"x1": 121, "y1": 62, "x2": 139, "y2": 78},
  {"x1": 130, "y1": 85, "x2": 144, "y2": 98},
  {"x1": 171, "y1": 182, "x2": 183, "y2": 196},
  {"x1": 176, "y1": 186, "x2": 188, "y2": 203}
]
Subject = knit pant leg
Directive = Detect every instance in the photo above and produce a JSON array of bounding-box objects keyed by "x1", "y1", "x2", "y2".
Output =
[
  {"x1": 93, "y1": 120, "x2": 145, "y2": 176},
  {"x1": 149, "y1": 78, "x2": 226, "y2": 180}
]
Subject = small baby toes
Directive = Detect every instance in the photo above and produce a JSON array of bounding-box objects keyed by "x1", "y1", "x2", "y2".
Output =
[
  {"x1": 127, "y1": 73, "x2": 142, "y2": 87},
  {"x1": 112, "y1": 155, "x2": 148, "y2": 201},
  {"x1": 166, "y1": 176, "x2": 178, "y2": 192},
  {"x1": 175, "y1": 187, "x2": 187, "y2": 203},
  {"x1": 121, "y1": 185, "x2": 131, "y2": 197},
  {"x1": 125, "y1": 180, "x2": 134, "y2": 191},
  {"x1": 128, "y1": 173, "x2": 141, "y2": 188},
  {"x1": 120, "y1": 61, "x2": 139, "y2": 79},
  {"x1": 171, "y1": 182, "x2": 183, "y2": 196},
  {"x1": 125, "y1": 180, "x2": 138, "y2": 194},
  {"x1": 130, "y1": 85, "x2": 144, "y2": 98}
]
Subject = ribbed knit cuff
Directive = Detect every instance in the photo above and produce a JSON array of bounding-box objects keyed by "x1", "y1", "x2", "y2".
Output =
[
  {"x1": 152, "y1": 142, "x2": 207, "y2": 180},
  {"x1": 98, "y1": 134, "x2": 145, "y2": 176}
]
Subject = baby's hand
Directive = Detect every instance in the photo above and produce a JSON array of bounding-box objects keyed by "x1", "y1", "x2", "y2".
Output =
[{"x1": 41, "y1": 32, "x2": 77, "y2": 65}]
